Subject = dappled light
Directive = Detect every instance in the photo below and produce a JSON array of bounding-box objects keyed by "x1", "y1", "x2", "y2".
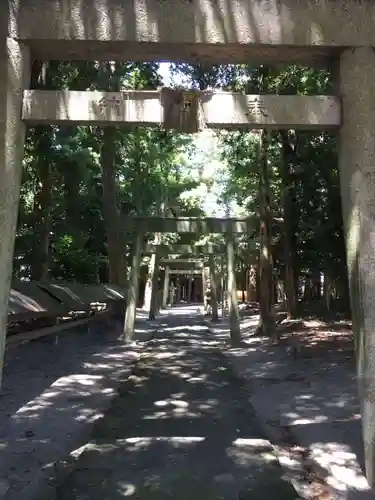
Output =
[
  {"x1": 12, "y1": 0, "x2": 369, "y2": 64},
  {"x1": 46, "y1": 307, "x2": 297, "y2": 499},
  {"x1": 0, "y1": 315, "x2": 145, "y2": 498},
  {"x1": 208, "y1": 306, "x2": 371, "y2": 498},
  {"x1": 1, "y1": 5, "x2": 374, "y2": 497}
]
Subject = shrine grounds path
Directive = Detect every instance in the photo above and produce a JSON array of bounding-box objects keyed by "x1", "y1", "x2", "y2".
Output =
[{"x1": 50, "y1": 306, "x2": 297, "y2": 500}]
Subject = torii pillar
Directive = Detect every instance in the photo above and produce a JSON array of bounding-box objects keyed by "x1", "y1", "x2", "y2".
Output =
[
  {"x1": 187, "y1": 277, "x2": 193, "y2": 303},
  {"x1": 202, "y1": 265, "x2": 209, "y2": 310},
  {"x1": 175, "y1": 277, "x2": 181, "y2": 303},
  {"x1": 123, "y1": 232, "x2": 143, "y2": 342},
  {"x1": 0, "y1": 28, "x2": 30, "y2": 387},
  {"x1": 149, "y1": 251, "x2": 161, "y2": 320},
  {"x1": 226, "y1": 232, "x2": 241, "y2": 345},
  {"x1": 339, "y1": 47, "x2": 375, "y2": 486},
  {"x1": 162, "y1": 266, "x2": 170, "y2": 309},
  {"x1": 209, "y1": 255, "x2": 219, "y2": 321}
]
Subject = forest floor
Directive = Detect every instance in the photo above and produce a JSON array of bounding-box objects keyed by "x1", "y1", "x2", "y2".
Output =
[{"x1": 206, "y1": 304, "x2": 374, "y2": 500}]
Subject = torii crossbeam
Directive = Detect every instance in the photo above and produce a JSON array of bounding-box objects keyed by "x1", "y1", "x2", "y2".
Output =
[
  {"x1": 143, "y1": 244, "x2": 226, "y2": 255},
  {"x1": 124, "y1": 217, "x2": 255, "y2": 234},
  {"x1": 22, "y1": 90, "x2": 340, "y2": 131}
]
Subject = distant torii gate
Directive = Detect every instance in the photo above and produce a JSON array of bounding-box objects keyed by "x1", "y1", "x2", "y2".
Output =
[
  {"x1": 159, "y1": 258, "x2": 204, "y2": 310},
  {"x1": 159, "y1": 258, "x2": 220, "y2": 320},
  {"x1": 123, "y1": 217, "x2": 250, "y2": 343},
  {"x1": 144, "y1": 243, "x2": 227, "y2": 315}
]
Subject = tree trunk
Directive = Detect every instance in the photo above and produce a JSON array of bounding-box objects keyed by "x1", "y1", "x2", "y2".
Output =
[
  {"x1": 143, "y1": 199, "x2": 166, "y2": 317},
  {"x1": 279, "y1": 131, "x2": 298, "y2": 318},
  {"x1": 98, "y1": 61, "x2": 126, "y2": 286},
  {"x1": 31, "y1": 140, "x2": 51, "y2": 281},
  {"x1": 101, "y1": 127, "x2": 126, "y2": 286},
  {"x1": 30, "y1": 62, "x2": 56, "y2": 282},
  {"x1": 256, "y1": 130, "x2": 275, "y2": 338}
]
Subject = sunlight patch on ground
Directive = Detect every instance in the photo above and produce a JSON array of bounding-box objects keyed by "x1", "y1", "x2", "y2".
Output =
[
  {"x1": 154, "y1": 399, "x2": 189, "y2": 408},
  {"x1": 242, "y1": 316, "x2": 260, "y2": 330},
  {"x1": 126, "y1": 436, "x2": 205, "y2": 443},
  {"x1": 232, "y1": 438, "x2": 273, "y2": 449},
  {"x1": 161, "y1": 325, "x2": 203, "y2": 332},
  {"x1": 310, "y1": 442, "x2": 370, "y2": 492},
  {"x1": 117, "y1": 482, "x2": 136, "y2": 496}
]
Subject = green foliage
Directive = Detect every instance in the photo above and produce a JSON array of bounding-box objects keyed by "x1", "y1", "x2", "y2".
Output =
[
  {"x1": 16, "y1": 61, "x2": 200, "y2": 282},
  {"x1": 16, "y1": 59, "x2": 348, "y2": 303}
]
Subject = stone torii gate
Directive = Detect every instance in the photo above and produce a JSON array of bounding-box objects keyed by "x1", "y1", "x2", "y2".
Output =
[
  {"x1": 159, "y1": 257, "x2": 220, "y2": 318},
  {"x1": 1, "y1": 0, "x2": 375, "y2": 484},
  {"x1": 168, "y1": 269, "x2": 203, "y2": 307},
  {"x1": 161, "y1": 260, "x2": 204, "y2": 308},
  {"x1": 143, "y1": 243, "x2": 226, "y2": 311},
  {"x1": 123, "y1": 217, "x2": 250, "y2": 342}
]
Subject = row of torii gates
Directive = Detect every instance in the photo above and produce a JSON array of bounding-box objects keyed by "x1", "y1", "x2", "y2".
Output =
[
  {"x1": 1, "y1": 0, "x2": 375, "y2": 486},
  {"x1": 122, "y1": 219, "x2": 248, "y2": 343}
]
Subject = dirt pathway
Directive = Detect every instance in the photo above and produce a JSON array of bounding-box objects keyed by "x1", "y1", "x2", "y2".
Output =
[{"x1": 51, "y1": 309, "x2": 298, "y2": 500}]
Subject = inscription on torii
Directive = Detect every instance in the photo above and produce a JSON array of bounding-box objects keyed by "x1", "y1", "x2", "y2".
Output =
[
  {"x1": 95, "y1": 94, "x2": 124, "y2": 116},
  {"x1": 247, "y1": 97, "x2": 269, "y2": 119}
]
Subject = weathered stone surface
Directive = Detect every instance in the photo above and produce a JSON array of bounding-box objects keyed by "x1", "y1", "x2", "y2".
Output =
[
  {"x1": 162, "y1": 266, "x2": 170, "y2": 309},
  {"x1": 162, "y1": 262, "x2": 203, "y2": 271},
  {"x1": 22, "y1": 90, "x2": 340, "y2": 130},
  {"x1": 204, "y1": 93, "x2": 339, "y2": 130},
  {"x1": 6, "y1": 0, "x2": 375, "y2": 63},
  {"x1": 208, "y1": 255, "x2": 219, "y2": 321},
  {"x1": 160, "y1": 258, "x2": 203, "y2": 269},
  {"x1": 339, "y1": 46, "x2": 375, "y2": 488},
  {"x1": 227, "y1": 232, "x2": 241, "y2": 344},
  {"x1": 0, "y1": 34, "x2": 30, "y2": 386},
  {"x1": 144, "y1": 244, "x2": 226, "y2": 255},
  {"x1": 170, "y1": 269, "x2": 202, "y2": 275},
  {"x1": 123, "y1": 217, "x2": 256, "y2": 234},
  {"x1": 37, "y1": 282, "x2": 126, "y2": 310},
  {"x1": 8, "y1": 281, "x2": 67, "y2": 321},
  {"x1": 123, "y1": 233, "x2": 143, "y2": 342}
]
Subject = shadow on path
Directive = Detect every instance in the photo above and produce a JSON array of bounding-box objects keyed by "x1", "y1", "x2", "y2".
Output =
[{"x1": 53, "y1": 311, "x2": 297, "y2": 500}]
